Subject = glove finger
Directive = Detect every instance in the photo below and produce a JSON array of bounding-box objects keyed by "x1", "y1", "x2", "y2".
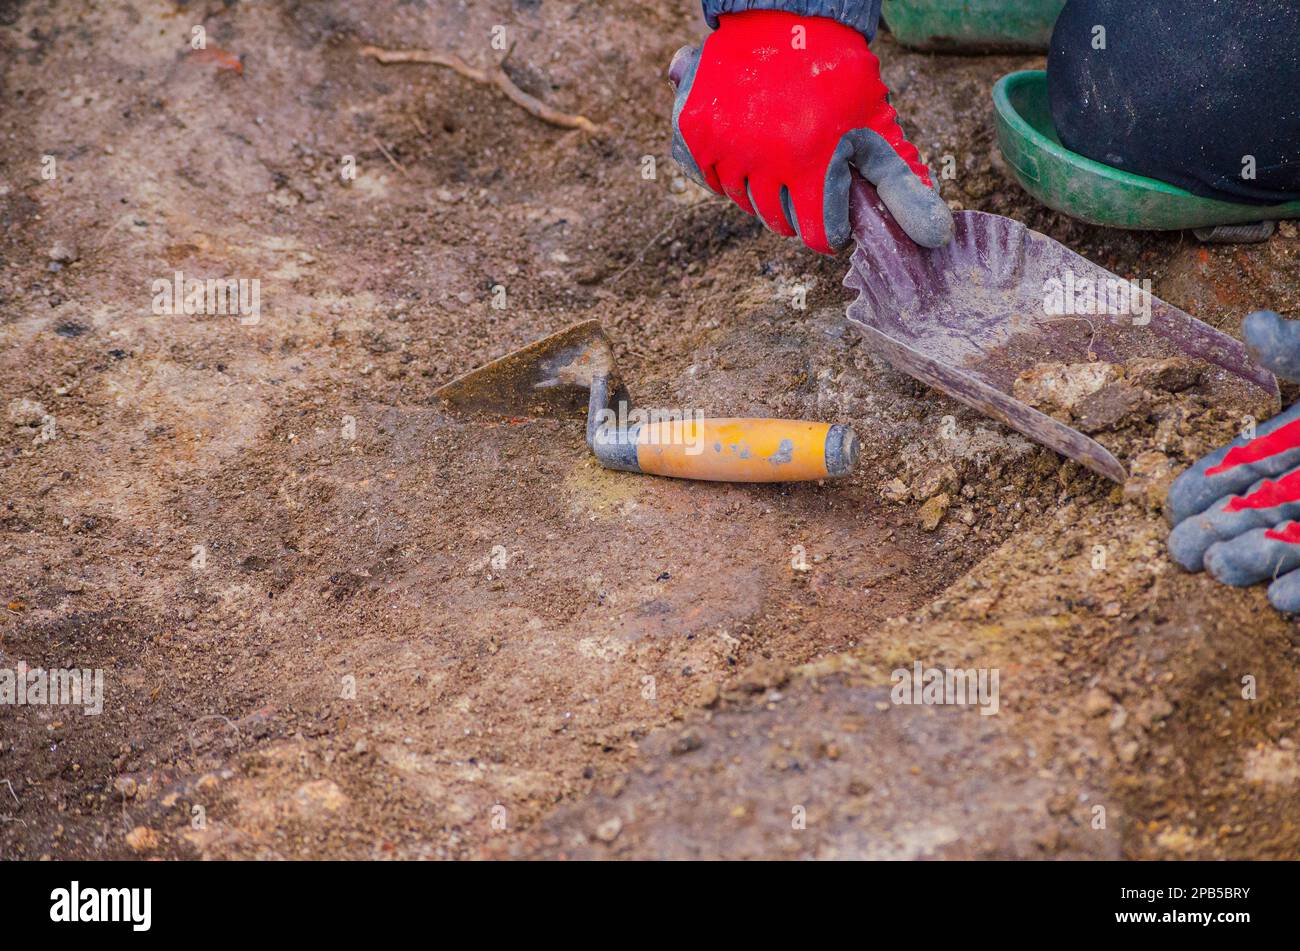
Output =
[
  {"x1": 821, "y1": 138, "x2": 858, "y2": 252},
  {"x1": 785, "y1": 178, "x2": 835, "y2": 255},
  {"x1": 1266, "y1": 546, "x2": 1300, "y2": 611},
  {"x1": 1168, "y1": 464, "x2": 1300, "y2": 571},
  {"x1": 1167, "y1": 401, "x2": 1300, "y2": 525},
  {"x1": 746, "y1": 176, "x2": 797, "y2": 237},
  {"x1": 1203, "y1": 523, "x2": 1300, "y2": 587},
  {"x1": 1243, "y1": 310, "x2": 1300, "y2": 384},
  {"x1": 669, "y1": 44, "x2": 710, "y2": 190},
  {"x1": 717, "y1": 166, "x2": 755, "y2": 216},
  {"x1": 841, "y1": 128, "x2": 954, "y2": 249}
]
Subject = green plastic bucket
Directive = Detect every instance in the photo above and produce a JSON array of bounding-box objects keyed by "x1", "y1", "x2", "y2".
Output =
[
  {"x1": 993, "y1": 70, "x2": 1300, "y2": 231},
  {"x1": 881, "y1": 0, "x2": 1066, "y2": 52}
]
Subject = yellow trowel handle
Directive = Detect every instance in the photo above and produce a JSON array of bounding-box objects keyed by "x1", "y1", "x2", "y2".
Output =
[{"x1": 591, "y1": 418, "x2": 858, "y2": 483}]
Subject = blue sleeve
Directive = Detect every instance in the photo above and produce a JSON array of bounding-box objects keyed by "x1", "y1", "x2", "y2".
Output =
[{"x1": 701, "y1": 0, "x2": 882, "y2": 41}]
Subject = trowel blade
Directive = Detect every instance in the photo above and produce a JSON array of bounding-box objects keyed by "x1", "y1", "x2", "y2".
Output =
[
  {"x1": 433, "y1": 319, "x2": 612, "y2": 419},
  {"x1": 844, "y1": 180, "x2": 1279, "y2": 483}
]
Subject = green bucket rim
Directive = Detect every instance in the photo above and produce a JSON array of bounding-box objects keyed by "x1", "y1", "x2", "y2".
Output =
[
  {"x1": 992, "y1": 69, "x2": 1300, "y2": 228},
  {"x1": 881, "y1": 0, "x2": 1065, "y2": 52}
]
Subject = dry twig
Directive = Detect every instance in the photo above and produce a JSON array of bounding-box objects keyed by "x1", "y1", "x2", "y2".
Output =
[
  {"x1": 359, "y1": 45, "x2": 598, "y2": 133},
  {"x1": 371, "y1": 135, "x2": 408, "y2": 176}
]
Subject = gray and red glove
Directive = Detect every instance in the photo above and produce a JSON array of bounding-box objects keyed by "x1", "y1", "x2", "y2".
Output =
[
  {"x1": 669, "y1": 7, "x2": 953, "y2": 254},
  {"x1": 1168, "y1": 311, "x2": 1300, "y2": 612}
]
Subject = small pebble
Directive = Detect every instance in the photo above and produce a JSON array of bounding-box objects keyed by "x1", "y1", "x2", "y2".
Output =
[
  {"x1": 594, "y1": 816, "x2": 622, "y2": 843},
  {"x1": 48, "y1": 241, "x2": 79, "y2": 264},
  {"x1": 7, "y1": 398, "x2": 46, "y2": 427}
]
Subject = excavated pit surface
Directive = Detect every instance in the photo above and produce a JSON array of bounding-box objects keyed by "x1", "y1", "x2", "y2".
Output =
[{"x1": 2, "y1": 0, "x2": 1299, "y2": 859}]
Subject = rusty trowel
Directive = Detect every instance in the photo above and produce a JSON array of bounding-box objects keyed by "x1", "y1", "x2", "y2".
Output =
[
  {"x1": 434, "y1": 320, "x2": 859, "y2": 482},
  {"x1": 843, "y1": 180, "x2": 1279, "y2": 482}
]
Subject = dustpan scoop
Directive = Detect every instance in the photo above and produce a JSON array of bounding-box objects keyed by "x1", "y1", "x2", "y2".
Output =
[{"x1": 843, "y1": 180, "x2": 1278, "y2": 482}]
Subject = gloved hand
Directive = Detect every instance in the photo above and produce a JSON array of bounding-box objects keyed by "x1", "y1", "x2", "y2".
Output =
[
  {"x1": 1168, "y1": 310, "x2": 1300, "y2": 612},
  {"x1": 669, "y1": 10, "x2": 953, "y2": 255}
]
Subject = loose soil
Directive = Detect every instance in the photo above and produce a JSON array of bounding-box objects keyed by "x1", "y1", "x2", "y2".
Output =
[{"x1": 2, "y1": 0, "x2": 1298, "y2": 860}]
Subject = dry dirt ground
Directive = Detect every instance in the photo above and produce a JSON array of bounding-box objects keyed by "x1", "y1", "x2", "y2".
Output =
[{"x1": 2, "y1": 0, "x2": 1299, "y2": 860}]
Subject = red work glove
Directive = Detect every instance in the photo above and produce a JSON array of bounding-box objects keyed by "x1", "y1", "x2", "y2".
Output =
[{"x1": 669, "y1": 10, "x2": 952, "y2": 254}]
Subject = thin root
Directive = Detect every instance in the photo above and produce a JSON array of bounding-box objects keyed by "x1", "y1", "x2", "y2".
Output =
[
  {"x1": 359, "y1": 45, "x2": 599, "y2": 134},
  {"x1": 371, "y1": 135, "x2": 408, "y2": 176}
]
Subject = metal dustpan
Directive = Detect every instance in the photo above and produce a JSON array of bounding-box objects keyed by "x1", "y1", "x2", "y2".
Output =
[{"x1": 843, "y1": 181, "x2": 1279, "y2": 482}]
